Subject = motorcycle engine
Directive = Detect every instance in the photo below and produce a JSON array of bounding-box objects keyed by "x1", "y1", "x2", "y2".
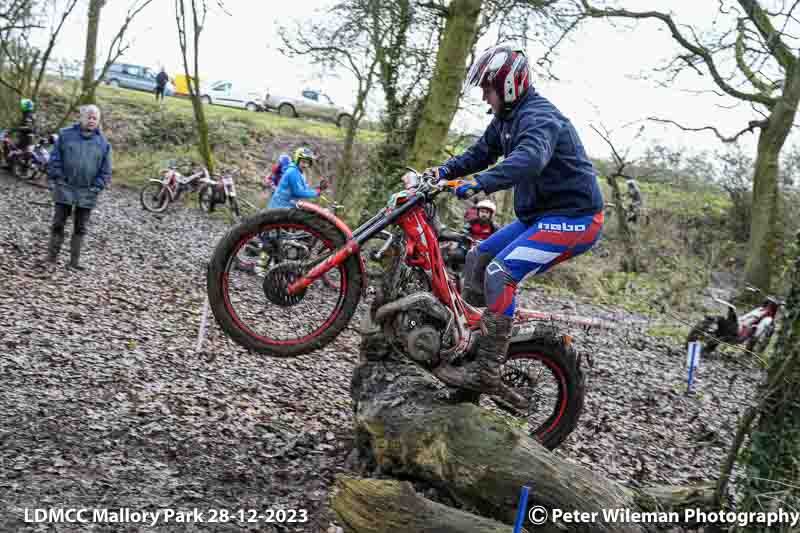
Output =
[{"x1": 382, "y1": 266, "x2": 452, "y2": 367}]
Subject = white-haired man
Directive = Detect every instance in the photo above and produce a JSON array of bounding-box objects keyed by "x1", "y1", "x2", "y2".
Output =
[{"x1": 46, "y1": 104, "x2": 112, "y2": 271}]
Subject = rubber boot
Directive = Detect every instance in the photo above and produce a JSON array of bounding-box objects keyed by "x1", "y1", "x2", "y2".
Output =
[
  {"x1": 67, "y1": 234, "x2": 85, "y2": 271},
  {"x1": 47, "y1": 230, "x2": 64, "y2": 263}
]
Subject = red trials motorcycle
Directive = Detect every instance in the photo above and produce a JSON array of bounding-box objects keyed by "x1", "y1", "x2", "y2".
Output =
[
  {"x1": 207, "y1": 169, "x2": 588, "y2": 449},
  {"x1": 687, "y1": 286, "x2": 784, "y2": 355}
]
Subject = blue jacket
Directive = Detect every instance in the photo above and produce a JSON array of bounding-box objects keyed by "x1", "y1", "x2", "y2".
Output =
[
  {"x1": 268, "y1": 162, "x2": 318, "y2": 209},
  {"x1": 442, "y1": 89, "x2": 603, "y2": 224},
  {"x1": 48, "y1": 123, "x2": 112, "y2": 209}
]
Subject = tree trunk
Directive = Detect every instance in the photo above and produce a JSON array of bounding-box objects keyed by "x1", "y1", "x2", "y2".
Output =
[
  {"x1": 336, "y1": 319, "x2": 717, "y2": 532},
  {"x1": 336, "y1": 86, "x2": 371, "y2": 227},
  {"x1": 331, "y1": 477, "x2": 511, "y2": 533},
  {"x1": 407, "y1": 0, "x2": 482, "y2": 171},
  {"x1": 606, "y1": 175, "x2": 638, "y2": 272},
  {"x1": 744, "y1": 71, "x2": 800, "y2": 292},
  {"x1": 190, "y1": 95, "x2": 214, "y2": 173},
  {"x1": 80, "y1": 0, "x2": 104, "y2": 105},
  {"x1": 736, "y1": 231, "x2": 800, "y2": 532},
  {"x1": 177, "y1": 0, "x2": 215, "y2": 174}
]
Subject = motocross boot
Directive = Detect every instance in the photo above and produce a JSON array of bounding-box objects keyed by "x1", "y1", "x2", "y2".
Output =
[
  {"x1": 461, "y1": 249, "x2": 493, "y2": 307},
  {"x1": 433, "y1": 313, "x2": 527, "y2": 410}
]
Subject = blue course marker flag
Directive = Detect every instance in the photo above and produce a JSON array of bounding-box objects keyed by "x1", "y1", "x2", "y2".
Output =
[
  {"x1": 687, "y1": 341, "x2": 701, "y2": 393},
  {"x1": 513, "y1": 485, "x2": 530, "y2": 533}
]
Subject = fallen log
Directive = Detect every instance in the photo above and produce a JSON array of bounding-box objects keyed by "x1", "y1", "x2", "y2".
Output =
[
  {"x1": 330, "y1": 477, "x2": 521, "y2": 533},
  {"x1": 333, "y1": 319, "x2": 717, "y2": 532}
]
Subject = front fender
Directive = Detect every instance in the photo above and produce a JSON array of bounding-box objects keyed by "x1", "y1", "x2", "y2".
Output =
[{"x1": 296, "y1": 200, "x2": 368, "y2": 293}]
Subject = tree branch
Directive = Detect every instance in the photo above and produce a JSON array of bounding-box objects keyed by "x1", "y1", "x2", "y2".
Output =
[
  {"x1": 578, "y1": 0, "x2": 779, "y2": 108},
  {"x1": 737, "y1": 0, "x2": 797, "y2": 70},
  {"x1": 648, "y1": 116, "x2": 768, "y2": 143}
]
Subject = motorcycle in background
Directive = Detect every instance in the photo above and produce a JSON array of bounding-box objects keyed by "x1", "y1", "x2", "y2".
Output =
[
  {"x1": 687, "y1": 286, "x2": 785, "y2": 355},
  {"x1": 198, "y1": 168, "x2": 243, "y2": 218},
  {"x1": 1, "y1": 130, "x2": 51, "y2": 181},
  {"x1": 140, "y1": 160, "x2": 215, "y2": 213}
]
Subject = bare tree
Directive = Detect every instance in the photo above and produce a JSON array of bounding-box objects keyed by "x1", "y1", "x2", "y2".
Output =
[
  {"x1": 175, "y1": 0, "x2": 222, "y2": 173},
  {"x1": 79, "y1": 0, "x2": 103, "y2": 105},
  {"x1": 0, "y1": 0, "x2": 80, "y2": 101},
  {"x1": 56, "y1": 0, "x2": 157, "y2": 127},
  {"x1": 590, "y1": 122, "x2": 642, "y2": 272},
  {"x1": 573, "y1": 0, "x2": 800, "y2": 294},
  {"x1": 277, "y1": 0, "x2": 381, "y2": 225}
]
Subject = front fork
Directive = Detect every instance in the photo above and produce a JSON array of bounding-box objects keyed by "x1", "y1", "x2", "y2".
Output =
[{"x1": 287, "y1": 240, "x2": 361, "y2": 294}]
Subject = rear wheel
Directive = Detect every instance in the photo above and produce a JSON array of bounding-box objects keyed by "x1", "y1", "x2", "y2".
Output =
[
  {"x1": 481, "y1": 327, "x2": 584, "y2": 450},
  {"x1": 12, "y1": 157, "x2": 34, "y2": 180},
  {"x1": 140, "y1": 182, "x2": 170, "y2": 212},
  {"x1": 207, "y1": 208, "x2": 363, "y2": 357},
  {"x1": 279, "y1": 104, "x2": 296, "y2": 118}
]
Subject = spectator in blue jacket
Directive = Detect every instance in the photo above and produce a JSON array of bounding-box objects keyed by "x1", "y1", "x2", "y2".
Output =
[
  {"x1": 45, "y1": 104, "x2": 112, "y2": 271},
  {"x1": 268, "y1": 147, "x2": 327, "y2": 209},
  {"x1": 428, "y1": 45, "x2": 605, "y2": 402}
]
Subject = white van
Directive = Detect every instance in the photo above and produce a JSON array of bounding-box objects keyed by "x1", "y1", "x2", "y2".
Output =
[{"x1": 199, "y1": 80, "x2": 268, "y2": 112}]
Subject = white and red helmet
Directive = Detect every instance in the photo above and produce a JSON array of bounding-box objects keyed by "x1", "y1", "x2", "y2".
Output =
[{"x1": 465, "y1": 45, "x2": 530, "y2": 110}]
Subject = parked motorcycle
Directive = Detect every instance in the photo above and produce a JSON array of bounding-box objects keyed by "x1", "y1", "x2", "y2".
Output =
[
  {"x1": 1, "y1": 129, "x2": 42, "y2": 180},
  {"x1": 28, "y1": 135, "x2": 57, "y2": 180},
  {"x1": 686, "y1": 286, "x2": 785, "y2": 355},
  {"x1": 197, "y1": 168, "x2": 242, "y2": 218},
  {"x1": 140, "y1": 160, "x2": 214, "y2": 213}
]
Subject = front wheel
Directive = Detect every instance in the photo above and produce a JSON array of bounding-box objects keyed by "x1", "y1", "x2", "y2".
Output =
[
  {"x1": 198, "y1": 185, "x2": 213, "y2": 212},
  {"x1": 140, "y1": 182, "x2": 170, "y2": 212},
  {"x1": 229, "y1": 196, "x2": 241, "y2": 218},
  {"x1": 207, "y1": 208, "x2": 364, "y2": 357},
  {"x1": 746, "y1": 322, "x2": 775, "y2": 355}
]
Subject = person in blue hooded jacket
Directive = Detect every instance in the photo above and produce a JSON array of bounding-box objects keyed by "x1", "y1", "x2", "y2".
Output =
[
  {"x1": 427, "y1": 45, "x2": 604, "y2": 401},
  {"x1": 268, "y1": 147, "x2": 327, "y2": 209},
  {"x1": 46, "y1": 104, "x2": 112, "y2": 271}
]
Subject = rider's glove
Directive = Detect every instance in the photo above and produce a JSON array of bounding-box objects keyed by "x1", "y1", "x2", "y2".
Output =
[{"x1": 454, "y1": 178, "x2": 482, "y2": 200}]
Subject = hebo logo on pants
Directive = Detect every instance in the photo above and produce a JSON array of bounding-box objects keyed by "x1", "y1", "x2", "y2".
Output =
[{"x1": 537, "y1": 222, "x2": 587, "y2": 232}]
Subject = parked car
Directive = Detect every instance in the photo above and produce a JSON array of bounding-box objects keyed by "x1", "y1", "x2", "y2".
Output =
[
  {"x1": 199, "y1": 80, "x2": 267, "y2": 112},
  {"x1": 102, "y1": 63, "x2": 175, "y2": 96},
  {"x1": 265, "y1": 88, "x2": 352, "y2": 128}
]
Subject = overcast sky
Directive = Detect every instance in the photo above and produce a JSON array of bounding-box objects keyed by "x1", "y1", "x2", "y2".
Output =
[{"x1": 46, "y1": 0, "x2": 791, "y2": 160}]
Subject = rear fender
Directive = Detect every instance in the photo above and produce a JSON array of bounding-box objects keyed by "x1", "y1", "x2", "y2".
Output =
[{"x1": 296, "y1": 201, "x2": 367, "y2": 292}]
